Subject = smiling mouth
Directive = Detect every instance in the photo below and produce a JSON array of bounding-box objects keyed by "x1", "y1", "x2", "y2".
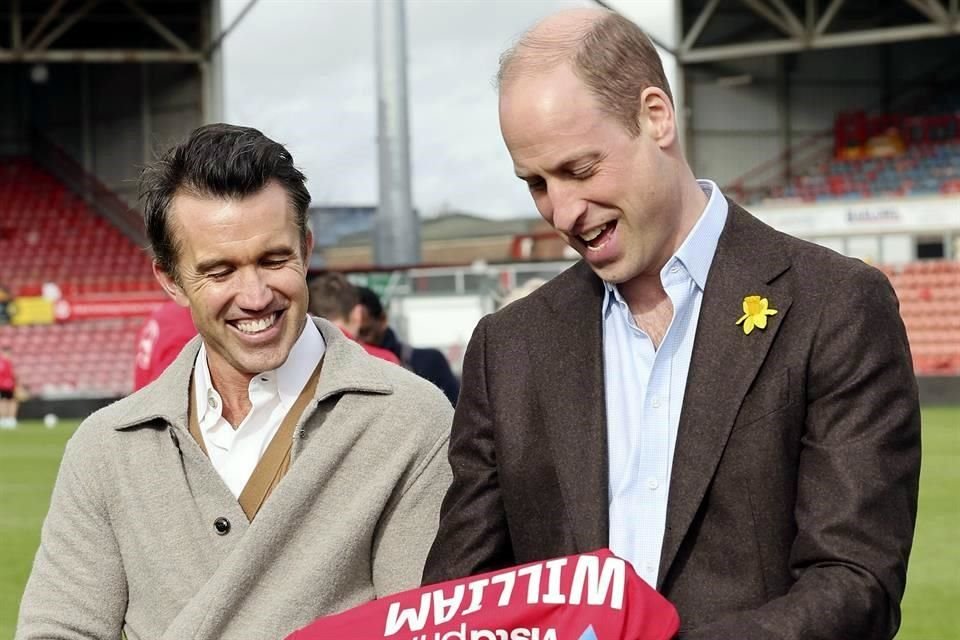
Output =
[
  {"x1": 578, "y1": 221, "x2": 616, "y2": 251},
  {"x1": 230, "y1": 310, "x2": 283, "y2": 335}
]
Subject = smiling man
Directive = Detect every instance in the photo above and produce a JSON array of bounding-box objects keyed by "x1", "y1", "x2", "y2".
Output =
[
  {"x1": 17, "y1": 124, "x2": 453, "y2": 640},
  {"x1": 423, "y1": 8, "x2": 921, "y2": 640}
]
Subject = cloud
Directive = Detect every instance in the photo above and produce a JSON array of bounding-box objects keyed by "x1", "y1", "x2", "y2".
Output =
[{"x1": 222, "y1": 0, "x2": 592, "y2": 218}]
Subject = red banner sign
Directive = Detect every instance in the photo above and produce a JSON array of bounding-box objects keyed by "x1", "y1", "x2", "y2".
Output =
[{"x1": 54, "y1": 295, "x2": 169, "y2": 322}]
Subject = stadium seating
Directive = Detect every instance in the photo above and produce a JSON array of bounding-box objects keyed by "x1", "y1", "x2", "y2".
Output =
[
  {"x1": 0, "y1": 317, "x2": 143, "y2": 397},
  {"x1": 0, "y1": 159, "x2": 155, "y2": 297},
  {"x1": 1, "y1": 159, "x2": 158, "y2": 397},
  {"x1": 766, "y1": 141, "x2": 960, "y2": 202},
  {"x1": 883, "y1": 260, "x2": 960, "y2": 375}
]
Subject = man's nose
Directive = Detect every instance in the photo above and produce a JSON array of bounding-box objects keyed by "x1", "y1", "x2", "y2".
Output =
[{"x1": 234, "y1": 268, "x2": 273, "y2": 310}]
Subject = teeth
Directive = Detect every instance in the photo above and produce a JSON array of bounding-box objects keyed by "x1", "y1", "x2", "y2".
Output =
[
  {"x1": 235, "y1": 313, "x2": 276, "y2": 334},
  {"x1": 579, "y1": 223, "x2": 607, "y2": 243}
]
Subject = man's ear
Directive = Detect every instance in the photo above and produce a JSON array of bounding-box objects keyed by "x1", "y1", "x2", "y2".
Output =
[
  {"x1": 638, "y1": 86, "x2": 676, "y2": 149},
  {"x1": 302, "y1": 229, "x2": 315, "y2": 267},
  {"x1": 153, "y1": 262, "x2": 190, "y2": 307}
]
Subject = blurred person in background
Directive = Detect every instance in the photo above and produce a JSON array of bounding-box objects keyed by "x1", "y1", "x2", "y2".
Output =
[
  {"x1": 307, "y1": 271, "x2": 400, "y2": 365},
  {"x1": 0, "y1": 285, "x2": 14, "y2": 325},
  {"x1": 0, "y1": 345, "x2": 18, "y2": 429},
  {"x1": 133, "y1": 299, "x2": 198, "y2": 391},
  {"x1": 357, "y1": 286, "x2": 460, "y2": 406},
  {"x1": 17, "y1": 124, "x2": 453, "y2": 640},
  {"x1": 424, "y1": 8, "x2": 920, "y2": 640}
]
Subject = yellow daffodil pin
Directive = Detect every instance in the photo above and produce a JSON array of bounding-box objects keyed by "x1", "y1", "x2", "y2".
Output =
[{"x1": 736, "y1": 295, "x2": 778, "y2": 335}]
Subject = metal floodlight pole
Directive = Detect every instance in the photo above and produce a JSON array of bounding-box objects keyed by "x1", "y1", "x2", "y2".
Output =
[{"x1": 374, "y1": 0, "x2": 420, "y2": 267}]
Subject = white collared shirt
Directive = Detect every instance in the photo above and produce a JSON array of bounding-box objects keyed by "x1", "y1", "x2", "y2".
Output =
[
  {"x1": 604, "y1": 180, "x2": 728, "y2": 587},
  {"x1": 193, "y1": 318, "x2": 325, "y2": 497}
]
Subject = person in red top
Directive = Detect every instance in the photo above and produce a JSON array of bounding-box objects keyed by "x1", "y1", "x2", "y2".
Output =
[
  {"x1": 133, "y1": 301, "x2": 198, "y2": 391},
  {"x1": 0, "y1": 345, "x2": 18, "y2": 429},
  {"x1": 307, "y1": 272, "x2": 401, "y2": 365}
]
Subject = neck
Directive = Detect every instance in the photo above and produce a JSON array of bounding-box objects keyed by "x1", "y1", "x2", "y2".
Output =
[
  {"x1": 207, "y1": 358, "x2": 254, "y2": 428},
  {"x1": 620, "y1": 175, "x2": 707, "y2": 313},
  {"x1": 618, "y1": 274, "x2": 668, "y2": 316}
]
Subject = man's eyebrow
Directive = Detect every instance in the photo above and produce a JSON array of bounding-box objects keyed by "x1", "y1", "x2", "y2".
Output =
[
  {"x1": 194, "y1": 247, "x2": 295, "y2": 274},
  {"x1": 515, "y1": 152, "x2": 601, "y2": 180},
  {"x1": 261, "y1": 246, "x2": 296, "y2": 258},
  {"x1": 195, "y1": 258, "x2": 233, "y2": 274}
]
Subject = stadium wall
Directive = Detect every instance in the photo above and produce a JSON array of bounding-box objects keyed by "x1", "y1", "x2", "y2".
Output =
[
  {"x1": 750, "y1": 195, "x2": 960, "y2": 263},
  {"x1": 6, "y1": 62, "x2": 202, "y2": 203},
  {"x1": 0, "y1": 66, "x2": 26, "y2": 155}
]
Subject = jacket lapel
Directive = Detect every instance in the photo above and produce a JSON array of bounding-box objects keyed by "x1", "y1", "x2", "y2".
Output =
[
  {"x1": 658, "y1": 204, "x2": 793, "y2": 587},
  {"x1": 528, "y1": 262, "x2": 610, "y2": 553}
]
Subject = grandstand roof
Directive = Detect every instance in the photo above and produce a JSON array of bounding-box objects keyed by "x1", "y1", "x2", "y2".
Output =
[
  {"x1": 0, "y1": 1, "x2": 208, "y2": 64},
  {"x1": 678, "y1": 0, "x2": 960, "y2": 63}
]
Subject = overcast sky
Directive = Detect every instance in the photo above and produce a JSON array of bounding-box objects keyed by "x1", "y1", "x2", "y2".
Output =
[{"x1": 221, "y1": 0, "x2": 674, "y2": 219}]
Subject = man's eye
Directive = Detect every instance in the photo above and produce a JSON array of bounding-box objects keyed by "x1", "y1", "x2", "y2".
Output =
[{"x1": 528, "y1": 179, "x2": 546, "y2": 192}]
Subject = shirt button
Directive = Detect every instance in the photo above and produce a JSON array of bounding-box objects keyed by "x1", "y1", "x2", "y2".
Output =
[
  {"x1": 651, "y1": 396, "x2": 661, "y2": 408},
  {"x1": 646, "y1": 563, "x2": 656, "y2": 574},
  {"x1": 213, "y1": 517, "x2": 231, "y2": 535},
  {"x1": 208, "y1": 395, "x2": 218, "y2": 410},
  {"x1": 647, "y1": 477, "x2": 659, "y2": 490},
  {"x1": 670, "y1": 266, "x2": 679, "y2": 274}
]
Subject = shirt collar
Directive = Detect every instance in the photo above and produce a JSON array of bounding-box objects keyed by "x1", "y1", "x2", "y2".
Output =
[
  {"x1": 193, "y1": 316, "x2": 326, "y2": 422},
  {"x1": 673, "y1": 179, "x2": 728, "y2": 290},
  {"x1": 603, "y1": 179, "x2": 728, "y2": 311}
]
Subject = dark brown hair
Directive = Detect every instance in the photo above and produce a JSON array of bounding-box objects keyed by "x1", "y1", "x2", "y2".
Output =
[{"x1": 139, "y1": 123, "x2": 311, "y2": 280}]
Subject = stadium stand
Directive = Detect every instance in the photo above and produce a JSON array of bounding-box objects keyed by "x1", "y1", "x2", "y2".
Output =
[
  {"x1": 735, "y1": 110, "x2": 960, "y2": 204},
  {"x1": 0, "y1": 318, "x2": 142, "y2": 397},
  {"x1": 883, "y1": 260, "x2": 960, "y2": 376},
  {"x1": 1, "y1": 145, "x2": 956, "y2": 398},
  {"x1": 1, "y1": 159, "x2": 156, "y2": 397},
  {"x1": 767, "y1": 141, "x2": 960, "y2": 202},
  {"x1": 0, "y1": 159, "x2": 155, "y2": 297}
]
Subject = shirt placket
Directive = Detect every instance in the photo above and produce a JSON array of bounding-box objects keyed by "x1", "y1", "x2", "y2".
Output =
[{"x1": 635, "y1": 264, "x2": 691, "y2": 586}]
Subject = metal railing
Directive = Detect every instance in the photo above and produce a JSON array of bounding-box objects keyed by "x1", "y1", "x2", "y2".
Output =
[{"x1": 29, "y1": 129, "x2": 147, "y2": 247}]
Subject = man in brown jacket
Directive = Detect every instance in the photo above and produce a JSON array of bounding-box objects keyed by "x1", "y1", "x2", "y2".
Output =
[{"x1": 423, "y1": 9, "x2": 921, "y2": 640}]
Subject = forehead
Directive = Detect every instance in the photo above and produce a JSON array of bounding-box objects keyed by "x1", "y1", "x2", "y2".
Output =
[
  {"x1": 168, "y1": 181, "x2": 300, "y2": 259},
  {"x1": 170, "y1": 181, "x2": 297, "y2": 239},
  {"x1": 499, "y1": 64, "x2": 619, "y2": 167}
]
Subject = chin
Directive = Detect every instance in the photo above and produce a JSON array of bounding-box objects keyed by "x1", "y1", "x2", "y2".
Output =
[{"x1": 588, "y1": 262, "x2": 627, "y2": 284}]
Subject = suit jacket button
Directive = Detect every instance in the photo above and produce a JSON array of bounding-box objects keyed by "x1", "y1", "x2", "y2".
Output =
[{"x1": 213, "y1": 517, "x2": 231, "y2": 535}]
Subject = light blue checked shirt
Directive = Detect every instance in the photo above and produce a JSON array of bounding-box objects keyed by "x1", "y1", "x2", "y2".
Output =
[{"x1": 604, "y1": 180, "x2": 728, "y2": 588}]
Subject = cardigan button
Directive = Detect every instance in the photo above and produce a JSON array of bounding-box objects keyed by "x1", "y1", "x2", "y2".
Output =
[{"x1": 213, "y1": 517, "x2": 231, "y2": 535}]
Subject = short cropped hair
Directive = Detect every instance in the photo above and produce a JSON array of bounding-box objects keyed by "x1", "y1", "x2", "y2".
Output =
[
  {"x1": 307, "y1": 272, "x2": 358, "y2": 322},
  {"x1": 498, "y1": 12, "x2": 672, "y2": 136}
]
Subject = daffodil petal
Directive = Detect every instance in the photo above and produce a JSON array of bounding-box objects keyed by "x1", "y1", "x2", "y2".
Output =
[
  {"x1": 766, "y1": 308, "x2": 778, "y2": 316},
  {"x1": 759, "y1": 298, "x2": 768, "y2": 313},
  {"x1": 742, "y1": 299, "x2": 751, "y2": 314},
  {"x1": 744, "y1": 316, "x2": 755, "y2": 334},
  {"x1": 755, "y1": 315, "x2": 768, "y2": 330},
  {"x1": 736, "y1": 313, "x2": 747, "y2": 325}
]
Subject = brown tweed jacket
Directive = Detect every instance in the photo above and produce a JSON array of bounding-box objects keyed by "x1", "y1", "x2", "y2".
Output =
[{"x1": 423, "y1": 203, "x2": 921, "y2": 640}]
